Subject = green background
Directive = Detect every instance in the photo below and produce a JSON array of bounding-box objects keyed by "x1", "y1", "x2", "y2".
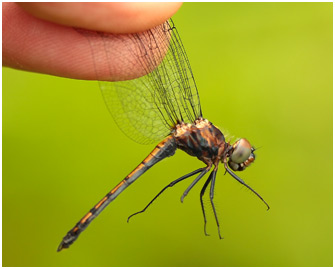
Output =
[{"x1": 3, "y1": 3, "x2": 332, "y2": 267}]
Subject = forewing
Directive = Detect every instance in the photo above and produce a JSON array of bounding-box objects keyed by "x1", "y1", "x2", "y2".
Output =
[{"x1": 79, "y1": 20, "x2": 202, "y2": 144}]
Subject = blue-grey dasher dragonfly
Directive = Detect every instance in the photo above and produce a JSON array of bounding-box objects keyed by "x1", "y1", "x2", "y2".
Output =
[{"x1": 58, "y1": 19, "x2": 269, "y2": 251}]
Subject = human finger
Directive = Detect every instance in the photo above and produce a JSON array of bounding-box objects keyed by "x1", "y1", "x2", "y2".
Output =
[
  {"x1": 18, "y1": 2, "x2": 182, "y2": 34},
  {"x1": 3, "y1": 3, "x2": 181, "y2": 81}
]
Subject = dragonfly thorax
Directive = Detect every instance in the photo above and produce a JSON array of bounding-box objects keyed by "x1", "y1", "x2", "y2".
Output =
[{"x1": 173, "y1": 118, "x2": 227, "y2": 166}]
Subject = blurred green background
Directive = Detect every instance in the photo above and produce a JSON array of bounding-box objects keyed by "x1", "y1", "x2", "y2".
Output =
[{"x1": 3, "y1": 3, "x2": 332, "y2": 267}]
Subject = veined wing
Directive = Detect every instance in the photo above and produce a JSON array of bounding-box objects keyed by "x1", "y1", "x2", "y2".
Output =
[{"x1": 79, "y1": 19, "x2": 202, "y2": 144}]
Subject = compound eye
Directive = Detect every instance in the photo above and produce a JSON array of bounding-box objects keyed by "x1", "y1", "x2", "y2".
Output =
[{"x1": 230, "y1": 138, "x2": 252, "y2": 164}]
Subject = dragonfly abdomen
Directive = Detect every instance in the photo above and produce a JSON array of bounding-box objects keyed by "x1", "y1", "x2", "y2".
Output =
[{"x1": 57, "y1": 136, "x2": 176, "y2": 251}]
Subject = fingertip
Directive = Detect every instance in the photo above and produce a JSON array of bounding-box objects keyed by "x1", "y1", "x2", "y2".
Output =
[{"x1": 18, "y1": 2, "x2": 183, "y2": 34}]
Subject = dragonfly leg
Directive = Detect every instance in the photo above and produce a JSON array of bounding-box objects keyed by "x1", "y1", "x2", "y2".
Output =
[
  {"x1": 200, "y1": 170, "x2": 215, "y2": 236},
  {"x1": 209, "y1": 167, "x2": 223, "y2": 239},
  {"x1": 127, "y1": 167, "x2": 205, "y2": 222},
  {"x1": 223, "y1": 162, "x2": 270, "y2": 210},
  {"x1": 180, "y1": 166, "x2": 211, "y2": 202}
]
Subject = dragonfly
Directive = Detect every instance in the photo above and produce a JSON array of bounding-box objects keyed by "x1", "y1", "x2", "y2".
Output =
[{"x1": 58, "y1": 19, "x2": 269, "y2": 252}]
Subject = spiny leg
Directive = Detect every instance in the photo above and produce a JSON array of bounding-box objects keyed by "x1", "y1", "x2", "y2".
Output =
[
  {"x1": 200, "y1": 170, "x2": 215, "y2": 236},
  {"x1": 181, "y1": 166, "x2": 211, "y2": 203},
  {"x1": 127, "y1": 167, "x2": 206, "y2": 222},
  {"x1": 224, "y1": 162, "x2": 270, "y2": 210},
  {"x1": 209, "y1": 168, "x2": 223, "y2": 239}
]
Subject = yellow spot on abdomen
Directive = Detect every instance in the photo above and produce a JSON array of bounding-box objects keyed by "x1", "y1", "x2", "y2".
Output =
[
  {"x1": 95, "y1": 196, "x2": 108, "y2": 209},
  {"x1": 111, "y1": 180, "x2": 126, "y2": 194},
  {"x1": 80, "y1": 212, "x2": 92, "y2": 224}
]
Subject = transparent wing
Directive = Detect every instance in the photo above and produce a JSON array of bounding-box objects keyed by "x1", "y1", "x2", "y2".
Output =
[{"x1": 79, "y1": 19, "x2": 202, "y2": 144}]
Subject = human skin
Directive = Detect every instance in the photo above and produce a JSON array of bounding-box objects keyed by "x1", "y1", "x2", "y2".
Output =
[{"x1": 3, "y1": 3, "x2": 182, "y2": 80}]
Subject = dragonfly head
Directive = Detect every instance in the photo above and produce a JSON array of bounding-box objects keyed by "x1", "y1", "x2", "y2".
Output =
[{"x1": 227, "y1": 138, "x2": 255, "y2": 171}]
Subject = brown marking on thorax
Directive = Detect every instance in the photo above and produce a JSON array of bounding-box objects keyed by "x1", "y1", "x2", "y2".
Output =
[{"x1": 173, "y1": 118, "x2": 227, "y2": 166}]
